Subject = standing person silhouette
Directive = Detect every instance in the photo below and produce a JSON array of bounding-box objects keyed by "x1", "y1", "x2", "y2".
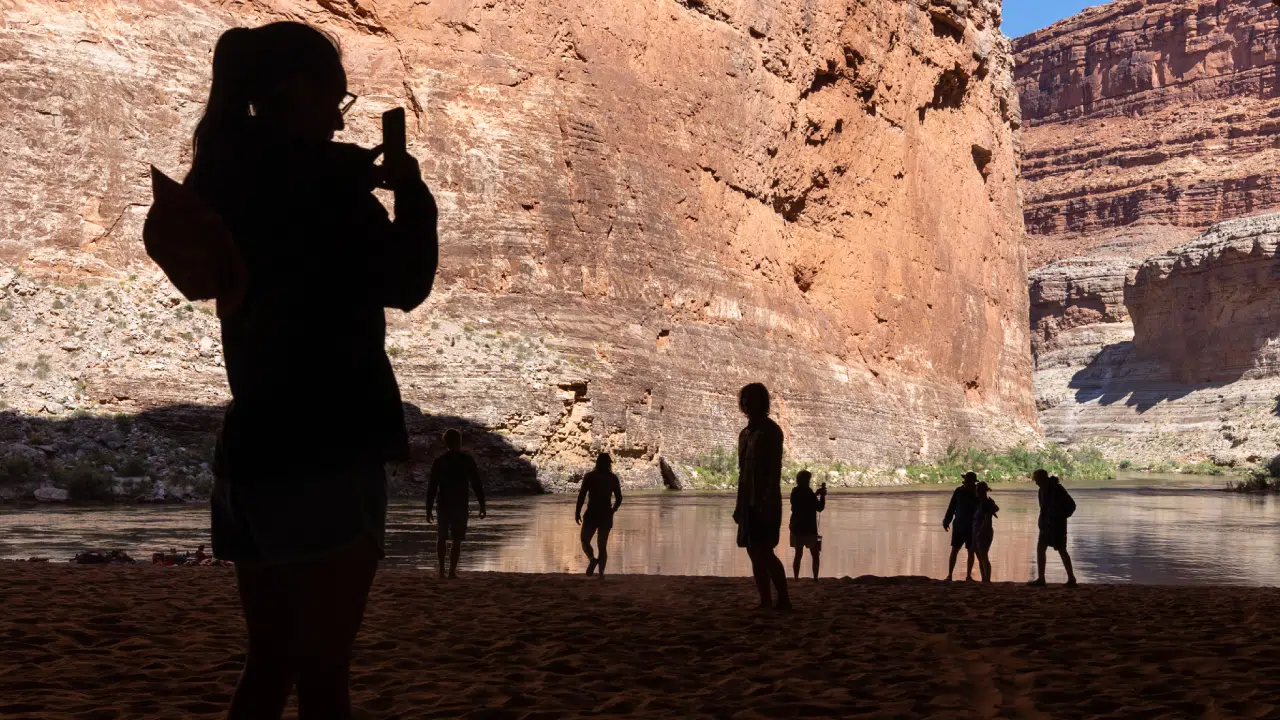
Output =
[
  {"x1": 789, "y1": 470, "x2": 826, "y2": 580},
  {"x1": 971, "y1": 482, "x2": 999, "y2": 583},
  {"x1": 170, "y1": 22, "x2": 437, "y2": 720},
  {"x1": 1029, "y1": 470, "x2": 1078, "y2": 586},
  {"x1": 426, "y1": 429, "x2": 487, "y2": 580},
  {"x1": 942, "y1": 472, "x2": 979, "y2": 581},
  {"x1": 734, "y1": 383, "x2": 791, "y2": 611},
  {"x1": 576, "y1": 453, "x2": 623, "y2": 576}
]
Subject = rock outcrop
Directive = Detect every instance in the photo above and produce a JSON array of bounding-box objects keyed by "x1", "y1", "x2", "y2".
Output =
[
  {"x1": 1127, "y1": 215, "x2": 1280, "y2": 384},
  {"x1": 1034, "y1": 215, "x2": 1280, "y2": 466},
  {"x1": 1015, "y1": 0, "x2": 1280, "y2": 268},
  {"x1": 0, "y1": 0, "x2": 1035, "y2": 493}
]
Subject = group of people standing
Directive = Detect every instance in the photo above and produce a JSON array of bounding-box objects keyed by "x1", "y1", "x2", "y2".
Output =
[
  {"x1": 426, "y1": 382, "x2": 1084, "y2": 597},
  {"x1": 942, "y1": 468, "x2": 1078, "y2": 585}
]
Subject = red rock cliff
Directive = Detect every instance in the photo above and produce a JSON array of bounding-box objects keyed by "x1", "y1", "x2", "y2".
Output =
[
  {"x1": 1015, "y1": 0, "x2": 1280, "y2": 268},
  {"x1": 0, "y1": 0, "x2": 1034, "y2": 489}
]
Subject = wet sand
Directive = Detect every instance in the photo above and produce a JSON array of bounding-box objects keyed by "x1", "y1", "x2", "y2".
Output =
[{"x1": 3, "y1": 564, "x2": 1280, "y2": 718}]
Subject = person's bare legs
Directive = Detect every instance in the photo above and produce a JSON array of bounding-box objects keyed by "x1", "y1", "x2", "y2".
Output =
[
  {"x1": 977, "y1": 550, "x2": 991, "y2": 583},
  {"x1": 1059, "y1": 548, "x2": 1077, "y2": 585},
  {"x1": 946, "y1": 545, "x2": 960, "y2": 581},
  {"x1": 966, "y1": 550, "x2": 975, "y2": 581},
  {"x1": 227, "y1": 562, "x2": 295, "y2": 720},
  {"x1": 580, "y1": 523, "x2": 598, "y2": 575},
  {"x1": 810, "y1": 548, "x2": 820, "y2": 580},
  {"x1": 435, "y1": 537, "x2": 447, "y2": 580},
  {"x1": 792, "y1": 546, "x2": 804, "y2": 580},
  {"x1": 294, "y1": 539, "x2": 378, "y2": 720},
  {"x1": 1029, "y1": 541, "x2": 1048, "y2": 585},
  {"x1": 448, "y1": 538, "x2": 462, "y2": 579},
  {"x1": 596, "y1": 526, "x2": 611, "y2": 576},
  {"x1": 749, "y1": 546, "x2": 789, "y2": 610},
  {"x1": 746, "y1": 548, "x2": 771, "y2": 608}
]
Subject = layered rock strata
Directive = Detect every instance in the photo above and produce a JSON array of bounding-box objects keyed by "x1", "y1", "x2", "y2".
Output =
[
  {"x1": 1015, "y1": 0, "x2": 1280, "y2": 268},
  {"x1": 0, "y1": 0, "x2": 1035, "y2": 494},
  {"x1": 1033, "y1": 215, "x2": 1280, "y2": 466}
]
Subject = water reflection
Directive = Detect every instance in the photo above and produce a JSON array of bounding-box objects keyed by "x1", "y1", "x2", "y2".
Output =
[{"x1": 4, "y1": 478, "x2": 1280, "y2": 585}]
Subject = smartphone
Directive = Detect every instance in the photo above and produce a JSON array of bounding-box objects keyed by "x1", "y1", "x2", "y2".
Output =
[{"x1": 381, "y1": 107, "x2": 406, "y2": 156}]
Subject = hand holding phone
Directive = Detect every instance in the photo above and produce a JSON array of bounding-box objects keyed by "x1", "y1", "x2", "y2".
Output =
[{"x1": 377, "y1": 107, "x2": 420, "y2": 189}]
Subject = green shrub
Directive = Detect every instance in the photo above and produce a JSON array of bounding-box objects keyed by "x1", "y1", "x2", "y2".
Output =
[
  {"x1": 690, "y1": 447, "x2": 738, "y2": 488},
  {"x1": 54, "y1": 462, "x2": 115, "y2": 503},
  {"x1": 0, "y1": 456, "x2": 36, "y2": 486},
  {"x1": 117, "y1": 456, "x2": 148, "y2": 477},
  {"x1": 904, "y1": 444, "x2": 1115, "y2": 485}
]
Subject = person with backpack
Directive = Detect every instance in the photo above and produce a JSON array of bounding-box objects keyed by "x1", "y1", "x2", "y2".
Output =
[
  {"x1": 1029, "y1": 469, "x2": 1078, "y2": 586},
  {"x1": 942, "y1": 472, "x2": 979, "y2": 581}
]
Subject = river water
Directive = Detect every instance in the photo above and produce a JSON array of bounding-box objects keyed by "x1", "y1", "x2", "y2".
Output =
[{"x1": 3, "y1": 473, "x2": 1279, "y2": 585}]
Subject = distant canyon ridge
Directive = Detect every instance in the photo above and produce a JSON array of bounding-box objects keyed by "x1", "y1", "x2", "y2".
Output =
[
  {"x1": 0, "y1": 0, "x2": 1033, "y2": 494},
  {"x1": 1017, "y1": 0, "x2": 1280, "y2": 467}
]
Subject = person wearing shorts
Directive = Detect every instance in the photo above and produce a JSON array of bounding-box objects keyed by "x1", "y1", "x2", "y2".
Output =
[
  {"x1": 1029, "y1": 470, "x2": 1078, "y2": 586},
  {"x1": 426, "y1": 429, "x2": 486, "y2": 580},
  {"x1": 942, "y1": 472, "x2": 979, "y2": 581},
  {"x1": 576, "y1": 453, "x2": 623, "y2": 576},
  {"x1": 788, "y1": 470, "x2": 827, "y2": 580}
]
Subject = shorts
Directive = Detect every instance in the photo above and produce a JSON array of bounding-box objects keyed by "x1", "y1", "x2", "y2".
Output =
[
  {"x1": 790, "y1": 533, "x2": 820, "y2": 550},
  {"x1": 581, "y1": 511, "x2": 613, "y2": 539},
  {"x1": 973, "y1": 531, "x2": 993, "y2": 553},
  {"x1": 737, "y1": 507, "x2": 781, "y2": 550},
  {"x1": 211, "y1": 460, "x2": 387, "y2": 565},
  {"x1": 437, "y1": 509, "x2": 468, "y2": 543},
  {"x1": 950, "y1": 524, "x2": 973, "y2": 550},
  {"x1": 1039, "y1": 525, "x2": 1068, "y2": 551}
]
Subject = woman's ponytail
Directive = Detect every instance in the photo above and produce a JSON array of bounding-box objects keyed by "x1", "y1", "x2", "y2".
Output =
[{"x1": 192, "y1": 27, "x2": 258, "y2": 163}]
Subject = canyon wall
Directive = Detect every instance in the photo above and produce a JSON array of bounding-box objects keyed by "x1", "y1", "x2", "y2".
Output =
[
  {"x1": 0, "y1": 0, "x2": 1035, "y2": 493},
  {"x1": 1017, "y1": 0, "x2": 1280, "y2": 466},
  {"x1": 1033, "y1": 215, "x2": 1280, "y2": 466},
  {"x1": 1015, "y1": 0, "x2": 1280, "y2": 268}
]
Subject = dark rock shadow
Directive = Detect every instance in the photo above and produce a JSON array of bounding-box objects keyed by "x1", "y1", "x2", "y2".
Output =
[
  {"x1": 0, "y1": 403, "x2": 540, "y2": 500},
  {"x1": 1068, "y1": 342, "x2": 1230, "y2": 412}
]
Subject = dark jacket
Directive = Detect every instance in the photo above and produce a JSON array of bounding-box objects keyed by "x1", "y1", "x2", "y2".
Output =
[
  {"x1": 943, "y1": 485, "x2": 977, "y2": 529},
  {"x1": 1038, "y1": 482, "x2": 1076, "y2": 533},
  {"x1": 735, "y1": 417, "x2": 784, "y2": 525},
  {"x1": 789, "y1": 486, "x2": 826, "y2": 535},
  {"x1": 186, "y1": 123, "x2": 436, "y2": 472}
]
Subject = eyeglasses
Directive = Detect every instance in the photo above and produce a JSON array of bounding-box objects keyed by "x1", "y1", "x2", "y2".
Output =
[{"x1": 339, "y1": 92, "x2": 358, "y2": 116}]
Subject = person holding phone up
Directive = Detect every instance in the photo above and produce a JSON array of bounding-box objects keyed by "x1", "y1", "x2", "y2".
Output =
[
  {"x1": 147, "y1": 21, "x2": 438, "y2": 719},
  {"x1": 789, "y1": 470, "x2": 827, "y2": 580}
]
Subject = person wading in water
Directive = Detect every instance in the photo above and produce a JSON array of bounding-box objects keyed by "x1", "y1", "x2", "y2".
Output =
[
  {"x1": 157, "y1": 21, "x2": 437, "y2": 719},
  {"x1": 734, "y1": 383, "x2": 791, "y2": 611}
]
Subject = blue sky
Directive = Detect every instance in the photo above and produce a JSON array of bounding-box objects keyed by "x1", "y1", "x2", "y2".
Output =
[{"x1": 1003, "y1": 0, "x2": 1105, "y2": 38}]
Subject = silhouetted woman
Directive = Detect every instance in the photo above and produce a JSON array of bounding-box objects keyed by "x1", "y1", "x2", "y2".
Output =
[
  {"x1": 180, "y1": 22, "x2": 436, "y2": 719},
  {"x1": 734, "y1": 383, "x2": 791, "y2": 610},
  {"x1": 576, "y1": 453, "x2": 623, "y2": 576}
]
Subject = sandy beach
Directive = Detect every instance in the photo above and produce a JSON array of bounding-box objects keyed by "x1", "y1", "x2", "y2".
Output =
[{"x1": 2, "y1": 564, "x2": 1279, "y2": 718}]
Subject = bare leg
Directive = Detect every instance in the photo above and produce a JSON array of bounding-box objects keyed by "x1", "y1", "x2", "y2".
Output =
[
  {"x1": 448, "y1": 538, "x2": 461, "y2": 579},
  {"x1": 597, "y1": 527, "x2": 611, "y2": 575},
  {"x1": 977, "y1": 550, "x2": 991, "y2": 583},
  {"x1": 227, "y1": 563, "x2": 295, "y2": 720},
  {"x1": 435, "y1": 537, "x2": 447, "y2": 579},
  {"x1": 792, "y1": 546, "x2": 803, "y2": 580},
  {"x1": 947, "y1": 545, "x2": 960, "y2": 580},
  {"x1": 1059, "y1": 548, "x2": 1077, "y2": 585},
  {"x1": 580, "y1": 523, "x2": 598, "y2": 574},
  {"x1": 1030, "y1": 541, "x2": 1048, "y2": 585},
  {"x1": 294, "y1": 539, "x2": 379, "y2": 720},
  {"x1": 811, "y1": 548, "x2": 820, "y2": 580},
  {"x1": 747, "y1": 548, "x2": 771, "y2": 608},
  {"x1": 966, "y1": 550, "x2": 975, "y2": 581},
  {"x1": 765, "y1": 548, "x2": 790, "y2": 610}
]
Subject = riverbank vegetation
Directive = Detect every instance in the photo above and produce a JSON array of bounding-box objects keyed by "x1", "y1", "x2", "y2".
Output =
[{"x1": 685, "y1": 443, "x2": 1117, "y2": 490}]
